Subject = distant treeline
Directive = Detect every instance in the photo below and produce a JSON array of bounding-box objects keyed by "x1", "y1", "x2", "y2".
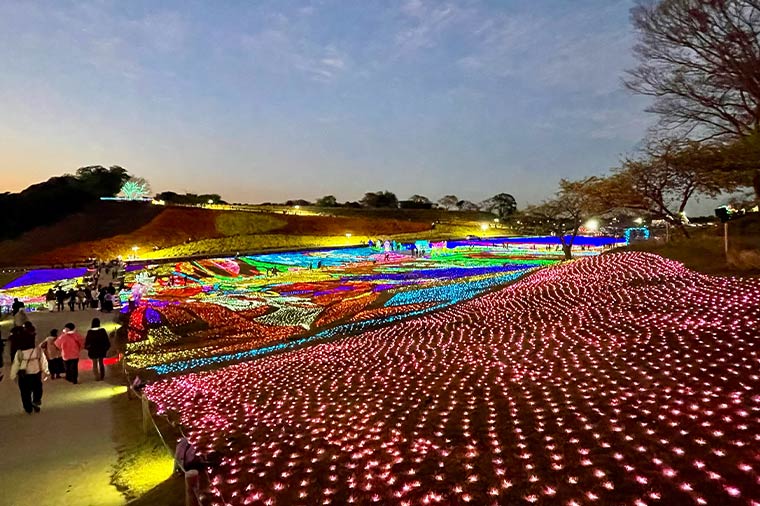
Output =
[
  {"x1": 0, "y1": 166, "x2": 129, "y2": 241},
  {"x1": 155, "y1": 191, "x2": 226, "y2": 205}
]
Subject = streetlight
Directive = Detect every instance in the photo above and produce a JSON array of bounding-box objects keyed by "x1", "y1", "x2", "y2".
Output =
[
  {"x1": 345, "y1": 233, "x2": 352, "y2": 238},
  {"x1": 480, "y1": 223, "x2": 489, "y2": 231},
  {"x1": 585, "y1": 219, "x2": 599, "y2": 232},
  {"x1": 207, "y1": 199, "x2": 214, "y2": 205}
]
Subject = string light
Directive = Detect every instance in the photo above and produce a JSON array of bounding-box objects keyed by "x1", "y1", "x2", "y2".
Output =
[{"x1": 142, "y1": 252, "x2": 760, "y2": 505}]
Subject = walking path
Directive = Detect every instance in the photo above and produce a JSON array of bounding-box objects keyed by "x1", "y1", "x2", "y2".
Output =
[{"x1": 0, "y1": 309, "x2": 126, "y2": 506}]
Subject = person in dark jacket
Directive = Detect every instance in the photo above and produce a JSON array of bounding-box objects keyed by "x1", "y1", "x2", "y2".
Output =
[
  {"x1": 9, "y1": 325, "x2": 35, "y2": 364},
  {"x1": 12, "y1": 298, "x2": 25, "y2": 316},
  {"x1": 85, "y1": 318, "x2": 110, "y2": 381},
  {"x1": 67, "y1": 288, "x2": 77, "y2": 311},
  {"x1": 55, "y1": 288, "x2": 67, "y2": 311}
]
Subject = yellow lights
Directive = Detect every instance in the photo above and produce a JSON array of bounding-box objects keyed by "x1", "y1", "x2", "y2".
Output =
[
  {"x1": 480, "y1": 223, "x2": 489, "y2": 231},
  {"x1": 345, "y1": 233, "x2": 352, "y2": 238},
  {"x1": 585, "y1": 219, "x2": 599, "y2": 232}
]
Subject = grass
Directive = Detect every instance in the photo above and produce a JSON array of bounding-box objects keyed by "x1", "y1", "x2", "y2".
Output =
[{"x1": 622, "y1": 215, "x2": 760, "y2": 276}]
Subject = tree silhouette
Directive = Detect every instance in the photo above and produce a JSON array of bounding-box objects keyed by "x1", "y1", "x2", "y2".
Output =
[{"x1": 437, "y1": 195, "x2": 459, "y2": 210}]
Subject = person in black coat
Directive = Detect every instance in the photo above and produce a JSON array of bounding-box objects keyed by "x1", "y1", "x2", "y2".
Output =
[
  {"x1": 67, "y1": 288, "x2": 77, "y2": 311},
  {"x1": 11, "y1": 298, "x2": 25, "y2": 316},
  {"x1": 55, "y1": 288, "x2": 67, "y2": 311},
  {"x1": 84, "y1": 318, "x2": 110, "y2": 381}
]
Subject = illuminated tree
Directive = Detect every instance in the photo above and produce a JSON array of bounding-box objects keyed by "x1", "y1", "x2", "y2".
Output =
[{"x1": 119, "y1": 177, "x2": 151, "y2": 200}]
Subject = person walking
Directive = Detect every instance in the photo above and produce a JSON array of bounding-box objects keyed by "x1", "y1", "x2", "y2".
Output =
[
  {"x1": 45, "y1": 289, "x2": 56, "y2": 311},
  {"x1": 13, "y1": 308, "x2": 29, "y2": 328},
  {"x1": 55, "y1": 287, "x2": 67, "y2": 312},
  {"x1": 90, "y1": 286, "x2": 99, "y2": 309},
  {"x1": 55, "y1": 323, "x2": 84, "y2": 384},
  {"x1": 9, "y1": 324, "x2": 34, "y2": 365},
  {"x1": 41, "y1": 329, "x2": 64, "y2": 379},
  {"x1": 10, "y1": 340, "x2": 48, "y2": 414},
  {"x1": 11, "y1": 297, "x2": 25, "y2": 316},
  {"x1": 67, "y1": 288, "x2": 77, "y2": 312},
  {"x1": 76, "y1": 287, "x2": 87, "y2": 311},
  {"x1": 85, "y1": 318, "x2": 110, "y2": 381}
]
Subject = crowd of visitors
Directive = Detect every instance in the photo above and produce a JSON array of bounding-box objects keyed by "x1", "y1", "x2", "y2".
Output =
[
  {"x1": 44, "y1": 282, "x2": 120, "y2": 313},
  {"x1": 0, "y1": 317, "x2": 112, "y2": 414}
]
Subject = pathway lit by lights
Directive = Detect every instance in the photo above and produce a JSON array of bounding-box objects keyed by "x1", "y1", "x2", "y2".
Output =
[{"x1": 144, "y1": 253, "x2": 760, "y2": 506}]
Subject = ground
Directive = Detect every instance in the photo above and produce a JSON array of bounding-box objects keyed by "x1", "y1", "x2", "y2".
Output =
[
  {"x1": 0, "y1": 309, "x2": 178, "y2": 506},
  {"x1": 625, "y1": 215, "x2": 760, "y2": 276}
]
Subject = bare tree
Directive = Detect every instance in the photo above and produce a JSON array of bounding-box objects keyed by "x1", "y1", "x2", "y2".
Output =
[
  {"x1": 626, "y1": 0, "x2": 760, "y2": 141},
  {"x1": 602, "y1": 139, "x2": 734, "y2": 237},
  {"x1": 524, "y1": 178, "x2": 604, "y2": 260}
]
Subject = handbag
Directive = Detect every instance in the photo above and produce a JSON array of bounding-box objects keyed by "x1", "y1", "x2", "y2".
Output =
[{"x1": 17, "y1": 349, "x2": 39, "y2": 379}]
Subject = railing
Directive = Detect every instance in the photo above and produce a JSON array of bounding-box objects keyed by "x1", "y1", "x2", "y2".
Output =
[{"x1": 123, "y1": 359, "x2": 207, "y2": 506}]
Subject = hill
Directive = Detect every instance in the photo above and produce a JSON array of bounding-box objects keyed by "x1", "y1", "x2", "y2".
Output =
[{"x1": 0, "y1": 202, "x2": 502, "y2": 267}]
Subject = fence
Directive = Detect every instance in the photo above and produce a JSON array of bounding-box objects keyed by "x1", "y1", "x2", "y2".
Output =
[{"x1": 123, "y1": 360, "x2": 207, "y2": 506}]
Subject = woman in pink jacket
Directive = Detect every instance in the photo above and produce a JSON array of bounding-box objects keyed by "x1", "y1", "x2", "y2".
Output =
[{"x1": 55, "y1": 322, "x2": 85, "y2": 384}]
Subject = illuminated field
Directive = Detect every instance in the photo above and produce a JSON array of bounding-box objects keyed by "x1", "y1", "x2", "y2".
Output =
[
  {"x1": 123, "y1": 239, "x2": 584, "y2": 374},
  {"x1": 143, "y1": 252, "x2": 760, "y2": 506}
]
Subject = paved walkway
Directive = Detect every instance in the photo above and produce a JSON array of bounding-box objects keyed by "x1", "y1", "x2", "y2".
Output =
[{"x1": 0, "y1": 309, "x2": 126, "y2": 506}]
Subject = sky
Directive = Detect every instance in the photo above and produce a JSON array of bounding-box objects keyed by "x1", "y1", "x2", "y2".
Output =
[{"x1": 0, "y1": 0, "x2": 659, "y2": 208}]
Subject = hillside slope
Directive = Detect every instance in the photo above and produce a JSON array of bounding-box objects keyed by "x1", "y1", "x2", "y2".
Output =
[{"x1": 0, "y1": 203, "x2": 445, "y2": 266}]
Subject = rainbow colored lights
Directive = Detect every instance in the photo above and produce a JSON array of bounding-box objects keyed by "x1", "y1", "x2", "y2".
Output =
[{"x1": 125, "y1": 244, "x2": 560, "y2": 373}]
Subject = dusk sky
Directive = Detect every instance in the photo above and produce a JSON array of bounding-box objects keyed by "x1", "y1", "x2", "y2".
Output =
[{"x1": 0, "y1": 0, "x2": 657, "y2": 207}]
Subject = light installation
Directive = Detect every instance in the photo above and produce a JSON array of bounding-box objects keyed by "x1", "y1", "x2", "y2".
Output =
[
  {"x1": 126, "y1": 244, "x2": 559, "y2": 373},
  {"x1": 142, "y1": 252, "x2": 760, "y2": 505}
]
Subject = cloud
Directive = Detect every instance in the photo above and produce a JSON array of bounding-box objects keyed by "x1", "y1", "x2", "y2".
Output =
[
  {"x1": 394, "y1": 1, "x2": 470, "y2": 56},
  {"x1": 238, "y1": 14, "x2": 349, "y2": 83}
]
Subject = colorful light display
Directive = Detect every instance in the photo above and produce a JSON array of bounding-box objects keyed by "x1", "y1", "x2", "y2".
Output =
[
  {"x1": 122, "y1": 244, "x2": 560, "y2": 373},
  {"x1": 144, "y1": 252, "x2": 760, "y2": 506}
]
